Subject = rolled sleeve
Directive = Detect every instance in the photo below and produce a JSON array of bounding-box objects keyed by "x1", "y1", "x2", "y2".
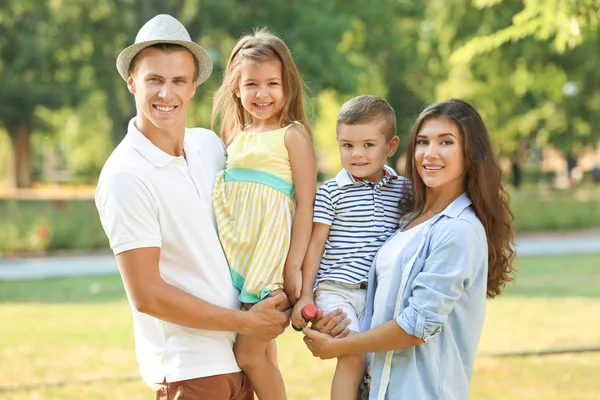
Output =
[
  {"x1": 313, "y1": 183, "x2": 335, "y2": 225},
  {"x1": 396, "y1": 219, "x2": 486, "y2": 341},
  {"x1": 95, "y1": 172, "x2": 161, "y2": 255},
  {"x1": 397, "y1": 305, "x2": 443, "y2": 341}
]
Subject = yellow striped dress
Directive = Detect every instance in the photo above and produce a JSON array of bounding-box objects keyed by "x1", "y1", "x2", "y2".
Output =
[{"x1": 212, "y1": 124, "x2": 296, "y2": 304}]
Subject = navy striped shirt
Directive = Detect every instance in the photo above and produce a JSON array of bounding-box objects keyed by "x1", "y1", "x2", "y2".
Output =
[{"x1": 313, "y1": 165, "x2": 412, "y2": 287}]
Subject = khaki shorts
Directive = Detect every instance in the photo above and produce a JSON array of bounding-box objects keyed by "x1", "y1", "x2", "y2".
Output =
[
  {"x1": 151, "y1": 372, "x2": 253, "y2": 400},
  {"x1": 315, "y1": 280, "x2": 367, "y2": 333}
]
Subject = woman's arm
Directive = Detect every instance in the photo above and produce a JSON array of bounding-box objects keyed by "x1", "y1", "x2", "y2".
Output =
[
  {"x1": 303, "y1": 320, "x2": 424, "y2": 359},
  {"x1": 304, "y1": 218, "x2": 485, "y2": 359},
  {"x1": 284, "y1": 124, "x2": 317, "y2": 303}
]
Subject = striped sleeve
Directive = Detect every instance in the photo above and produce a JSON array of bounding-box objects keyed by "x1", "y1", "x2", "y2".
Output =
[{"x1": 313, "y1": 181, "x2": 335, "y2": 225}]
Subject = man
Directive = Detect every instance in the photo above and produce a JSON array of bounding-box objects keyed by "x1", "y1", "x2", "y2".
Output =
[{"x1": 95, "y1": 14, "x2": 289, "y2": 399}]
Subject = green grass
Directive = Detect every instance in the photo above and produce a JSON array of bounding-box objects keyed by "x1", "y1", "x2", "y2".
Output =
[
  {"x1": 0, "y1": 275, "x2": 125, "y2": 303},
  {"x1": 506, "y1": 253, "x2": 600, "y2": 298},
  {"x1": 0, "y1": 254, "x2": 599, "y2": 399},
  {"x1": 510, "y1": 184, "x2": 600, "y2": 232}
]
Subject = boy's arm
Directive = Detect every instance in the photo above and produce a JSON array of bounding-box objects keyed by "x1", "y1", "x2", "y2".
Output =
[
  {"x1": 117, "y1": 247, "x2": 289, "y2": 341},
  {"x1": 299, "y1": 222, "x2": 330, "y2": 298},
  {"x1": 284, "y1": 124, "x2": 317, "y2": 303},
  {"x1": 291, "y1": 222, "x2": 330, "y2": 328}
]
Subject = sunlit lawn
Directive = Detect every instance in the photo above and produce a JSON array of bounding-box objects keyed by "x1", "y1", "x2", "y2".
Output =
[{"x1": 1, "y1": 254, "x2": 599, "y2": 399}]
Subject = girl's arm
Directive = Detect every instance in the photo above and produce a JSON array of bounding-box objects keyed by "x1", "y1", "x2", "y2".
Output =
[
  {"x1": 303, "y1": 320, "x2": 424, "y2": 359},
  {"x1": 284, "y1": 124, "x2": 317, "y2": 303}
]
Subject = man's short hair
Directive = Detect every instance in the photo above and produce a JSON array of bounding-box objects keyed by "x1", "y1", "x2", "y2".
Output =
[
  {"x1": 337, "y1": 95, "x2": 397, "y2": 141},
  {"x1": 128, "y1": 43, "x2": 199, "y2": 81}
]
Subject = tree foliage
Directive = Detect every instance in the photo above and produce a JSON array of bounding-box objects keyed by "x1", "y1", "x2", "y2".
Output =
[
  {"x1": 0, "y1": 0, "x2": 87, "y2": 187},
  {"x1": 2, "y1": 0, "x2": 600, "y2": 187}
]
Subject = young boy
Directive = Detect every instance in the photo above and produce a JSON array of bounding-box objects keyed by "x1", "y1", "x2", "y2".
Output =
[{"x1": 293, "y1": 95, "x2": 412, "y2": 399}]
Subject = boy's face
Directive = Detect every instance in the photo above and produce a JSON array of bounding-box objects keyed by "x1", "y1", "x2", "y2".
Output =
[
  {"x1": 337, "y1": 121, "x2": 399, "y2": 183},
  {"x1": 127, "y1": 47, "x2": 197, "y2": 135}
]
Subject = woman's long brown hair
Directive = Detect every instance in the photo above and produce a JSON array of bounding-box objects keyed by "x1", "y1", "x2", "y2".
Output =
[{"x1": 404, "y1": 99, "x2": 516, "y2": 298}]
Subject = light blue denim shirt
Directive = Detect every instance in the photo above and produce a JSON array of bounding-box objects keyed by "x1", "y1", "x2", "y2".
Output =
[{"x1": 362, "y1": 193, "x2": 488, "y2": 400}]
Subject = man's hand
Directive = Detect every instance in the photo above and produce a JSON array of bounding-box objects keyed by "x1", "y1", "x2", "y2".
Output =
[
  {"x1": 244, "y1": 292, "x2": 291, "y2": 341},
  {"x1": 311, "y1": 308, "x2": 351, "y2": 338},
  {"x1": 284, "y1": 267, "x2": 302, "y2": 305},
  {"x1": 291, "y1": 296, "x2": 314, "y2": 330}
]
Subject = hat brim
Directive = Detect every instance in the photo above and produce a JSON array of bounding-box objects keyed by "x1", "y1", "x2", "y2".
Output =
[{"x1": 116, "y1": 39, "x2": 213, "y2": 86}]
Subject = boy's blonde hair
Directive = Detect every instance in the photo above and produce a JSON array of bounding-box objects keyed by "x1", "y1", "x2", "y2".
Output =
[
  {"x1": 337, "y1": 95, "x2": 396, "y2": 141},
  {"x1": 212, "y1": 28, "x2": 312, "y2": 145}
]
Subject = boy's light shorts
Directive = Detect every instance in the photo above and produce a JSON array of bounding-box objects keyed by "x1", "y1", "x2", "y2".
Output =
[{"x1": 314, "y1": 280, "x2": 367, "y2": 333}]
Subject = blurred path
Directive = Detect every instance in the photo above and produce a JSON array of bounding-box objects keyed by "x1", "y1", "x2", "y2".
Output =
[
  {"x1": 1, "y1": 231, "x2": 600, "y2": 280},
  {"x1": 0, "y1": 254, "x2": 118, "y2": 280}
]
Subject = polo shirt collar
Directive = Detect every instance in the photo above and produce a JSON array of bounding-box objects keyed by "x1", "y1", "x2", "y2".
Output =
[
  {"x1": 127, "y1": 118, "x2": 185, "y2": 167},
  {"x1": 335, "y1": 165, "x2": 398, "y2": 188}
]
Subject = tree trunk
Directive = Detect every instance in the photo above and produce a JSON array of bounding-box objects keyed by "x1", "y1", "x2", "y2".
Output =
[
  {"x1": 107, "y1": 88, "x2": 132, "y2": 145},
  {"x1": 8, "y1": 123, "x2": 33, "y2": 189}
]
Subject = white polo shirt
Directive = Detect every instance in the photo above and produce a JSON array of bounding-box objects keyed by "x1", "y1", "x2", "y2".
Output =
[{"x1": 95, "y1": 118, "x2": 241, "y2": 384}]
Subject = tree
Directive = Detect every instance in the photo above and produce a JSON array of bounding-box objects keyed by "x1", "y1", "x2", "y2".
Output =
[
  {"x1": 0, "y1": 0, "x2": 85, "y2": 188},
  {"x1": 451, "y1": 0, "x2": 600, "y2": 63},
  {"x1": 446, "y1": 0, "x2": 600, "y2": 158}
]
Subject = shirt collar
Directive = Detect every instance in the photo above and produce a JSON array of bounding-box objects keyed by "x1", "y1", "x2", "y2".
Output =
[
  {"x1": 127, "y1": 118, "x2": 186, "y2": 167},
  {"x1": 335, "y1": 165, "x2": 398, "y2": 188},
  {"x1": 400, "y1": 192, "x2": 472, "y2": 230},
  {"x1": 440, "y1": 192, "x2": 473, "y2": 218}
]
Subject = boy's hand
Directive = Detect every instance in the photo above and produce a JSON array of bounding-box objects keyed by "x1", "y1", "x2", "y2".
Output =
[
  {"x1": 291, "y1": 296, "x2": 314, "y2": 330},
  {"x1": 284, "y1": 267, "x2": 302, "y2": 304}
]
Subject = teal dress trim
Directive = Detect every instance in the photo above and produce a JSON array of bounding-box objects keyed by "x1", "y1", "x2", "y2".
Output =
[
  {"x1": 224, "y1": 168, "x2": 294, "y2": 199},
  {"x1": 230, "y1": 268, "x2": 272, "y2": 304}
]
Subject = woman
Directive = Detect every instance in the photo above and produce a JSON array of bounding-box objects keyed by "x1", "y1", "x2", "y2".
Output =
[{"x1": 303, "y1": 99, "x2": 516, "y2": 400}]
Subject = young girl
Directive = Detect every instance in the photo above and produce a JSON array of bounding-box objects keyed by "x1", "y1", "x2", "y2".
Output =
[{"x1": 212, "y1": 29, "x2": 316, "y2": 400}]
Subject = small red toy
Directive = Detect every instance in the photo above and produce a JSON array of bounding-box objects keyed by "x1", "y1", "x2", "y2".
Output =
[{"x1": 292, "y1": 303, "x2": 318, "y2": 331}]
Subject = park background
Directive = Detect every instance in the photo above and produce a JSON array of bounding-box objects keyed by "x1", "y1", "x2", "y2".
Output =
[{"x1": 1, "y1": 0, "x2": 599, "y2": 399}]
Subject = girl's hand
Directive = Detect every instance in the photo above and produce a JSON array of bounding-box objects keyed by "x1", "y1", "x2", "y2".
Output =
[
  {"x1": 284, "y1": 267, "x2": 302, "y2": 304},
  {"x1": 302, "y1": 328, "x2": 336, "y2": 359},
  {"x1": 291, "y1": 296, "x2": 314, "y2": 330}
]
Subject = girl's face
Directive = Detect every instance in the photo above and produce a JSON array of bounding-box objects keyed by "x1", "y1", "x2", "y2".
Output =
[
  {"x1": 414, "y1": 117, "x2": 466, "y2": 193},
  {"x1": 236, "y1": 58, "x2": 286, "y2": 129}
]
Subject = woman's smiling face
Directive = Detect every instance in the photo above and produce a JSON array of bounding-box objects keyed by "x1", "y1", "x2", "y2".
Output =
[{"x1": 414, "y1": 117, "x2": 466, "y2": 192}]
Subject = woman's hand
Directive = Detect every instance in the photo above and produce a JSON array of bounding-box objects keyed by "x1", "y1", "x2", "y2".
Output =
[
  {"x1": 311, "y1": 308, "x2": 351, "y2": 338},
  {"x1": 302, "y1": 328, "x2": 338, "y2": 359}
]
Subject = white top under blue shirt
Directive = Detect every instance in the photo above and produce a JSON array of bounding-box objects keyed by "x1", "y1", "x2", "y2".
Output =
[{"x1": 313, "y1": 165, "x2": 412, "y2": 288}]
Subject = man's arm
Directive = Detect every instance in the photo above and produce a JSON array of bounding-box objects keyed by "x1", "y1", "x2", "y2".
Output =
[{"x1": 117, "y1": 247, "x2": 289, "y2": 341}]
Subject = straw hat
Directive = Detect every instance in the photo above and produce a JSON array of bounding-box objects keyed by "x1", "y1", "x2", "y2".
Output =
[{"x1": 116, "y1": 14, "x2": 213, "y2": 86}]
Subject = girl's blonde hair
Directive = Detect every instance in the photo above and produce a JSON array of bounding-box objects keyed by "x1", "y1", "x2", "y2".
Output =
[{"x1": 212, "y1": 28, "x2": 312, "y2": 145}]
